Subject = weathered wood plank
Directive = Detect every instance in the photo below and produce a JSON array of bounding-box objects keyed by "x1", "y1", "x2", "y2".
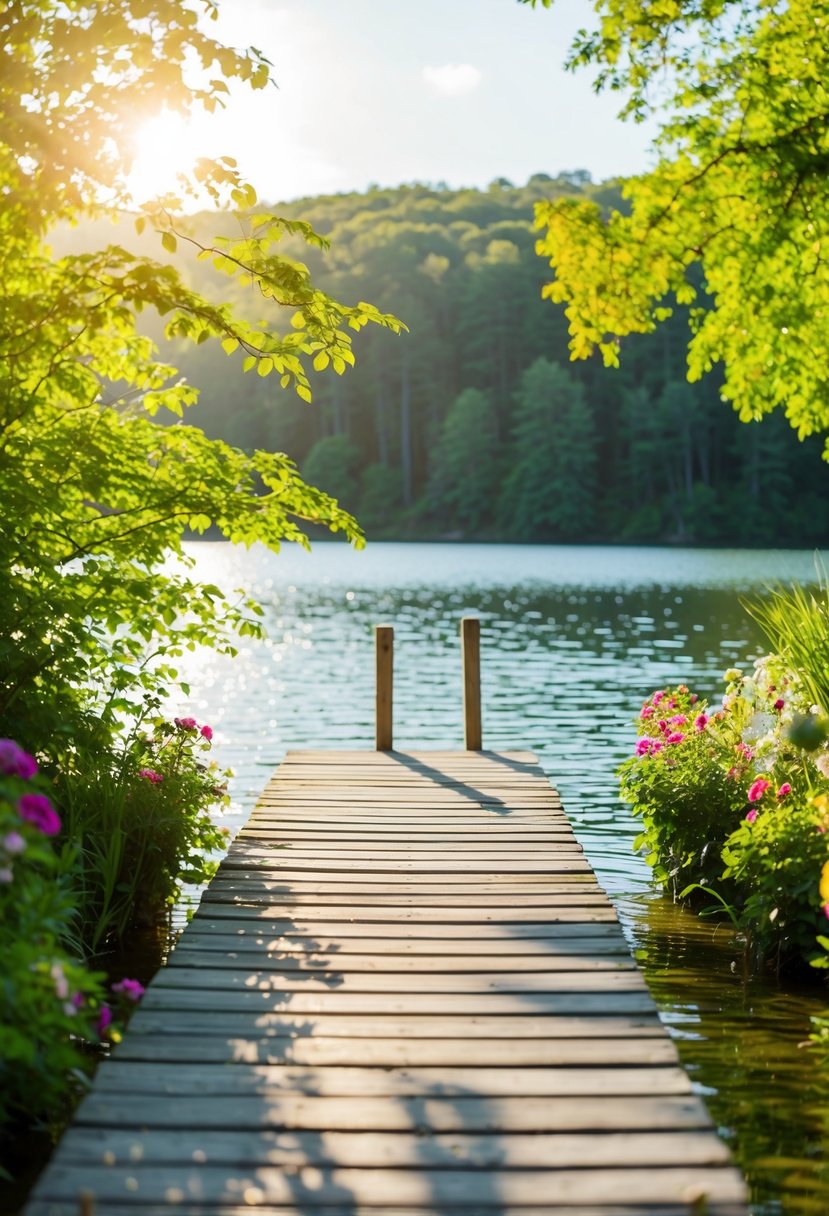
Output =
[
  {"x1": 167, "y1": 948, "x2": 636, "y2": 972},
  {"x1": 125, "y1": 1010, "x2": 666, "y2": 1039},
  {"x1": 111, "y1": 1036, "x2": 680, "y2": 1066},
  {"x1": 192, "y1": 904, "x2": 621, "y2": 922},
  {"x1": 185, "y1": 918, "x2": 628, "y2": 940},
  {"x1": 31, "y1": 1163, "x2": 749, "y2": 1207},
  {"x1": 50, "y1": 1126, "x2": 730, "y2": 1169},
  {"x1": 91, "y1": 1061, "x2": 691, "y2": 1097},
  {"x1": 138, "y1": 990, "x2": 657, "y2": 1014},
  {"x1": 150, "y1": 967, "x2": 650, "y2": 995},
  {"x1": 172, "y1": 934, "x2": 632, "y2": 956},
  {"x1": 71, "y1": 1092, "x2": 713, "y2": 1132}
]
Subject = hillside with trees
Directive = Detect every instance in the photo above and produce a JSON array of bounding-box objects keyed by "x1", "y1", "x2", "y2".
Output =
[{"x1": 72, "y1": 175, "x2": 829, "y2": 546}]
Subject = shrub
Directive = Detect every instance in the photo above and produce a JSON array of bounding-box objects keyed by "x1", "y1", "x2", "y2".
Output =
[
  {"x1": 58, "y1": 712, "x2": 230, "y2": 955},
  {"x1": 0, "y1": 742, "x2": 106, "y2": 1137},
  {"x1": 619, "y1": 659, "x2": 829, "y2": 971}
]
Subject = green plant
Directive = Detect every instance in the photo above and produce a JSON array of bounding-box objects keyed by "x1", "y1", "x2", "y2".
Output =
[
  {"x1": 58, "y1": 712, "x2": 230, "y2": 955},
  {"x1": 744, "y1": 567, "x2": 829, "y2": 718},
  {"x1": 619, "y1": 659, "x2": 829, "y2": 971},
  {"x1": 0, "y1": 742, "x2": 107, "y2": 1140}
]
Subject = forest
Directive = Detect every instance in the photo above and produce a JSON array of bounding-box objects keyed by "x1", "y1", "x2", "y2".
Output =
[{"x1": 64, "y1": 174, "x2": 829, "y2": 546}]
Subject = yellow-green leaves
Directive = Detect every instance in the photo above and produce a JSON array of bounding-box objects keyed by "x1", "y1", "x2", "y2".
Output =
[{"x1": 530, "y1": 0, "x2": 829, "y2": 456}]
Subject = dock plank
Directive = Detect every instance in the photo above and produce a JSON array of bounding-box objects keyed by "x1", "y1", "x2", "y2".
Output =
[{"x1": 26, "y1": 749, "x2": 747, "y2": 1215}]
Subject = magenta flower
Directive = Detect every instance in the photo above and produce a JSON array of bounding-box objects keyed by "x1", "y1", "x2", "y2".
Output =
[
  {"x1": 200, "y1": 724, "x2": 214, "y2": 741},
  {"x1": 17, "y1": 793, "x2": 61, "y2": 836},
  {"x1": 96, "y1": 1003, "x2": 112, "y2": 1037},
  {"x1": 71, "y1": 992, "x2": 84, "y2": 1010},
  {"x1": 138, "y1": 768, "x2": 164, "y2": 785},
  {"x1": 666, "y1": 732, "x2": 685, "y2": 745},
  {"x1": 747, "y1": 778, "x2": 771, "y2": 803},
  {"x1": 640, "y1": 705, "x2": 655, "y2": 719},
  {"x1": 112, "y1": 978, "x2": 145, "y2": 1002},
  {"x1": 776, "y1": 783, "x2": 792, "y2": 800},
  {"x1": 668, "y1": 714, "x2": 687, "y2": 726},
  {"x1": 635, "y1": 738, "x2": 656, "y2": 756},
  {"x1": 694, "y1": 713, "x2": 709, "y2": 732},
  {"x1": 745, "y1": 809, "x2": 758, "y2": 824},
  {"x1": 174, "y1": 716, "x2": 198, "y2": 731},
  {"x1": 824, "y1": 903, "x2": 829, "y2": 920},
  {"x1": 773, "y1": 698, "x2": 785, "y2": 711},
  {"x1": 657, "y1": 719, "x2": 669, "y2": 734},
  {"x1": 652, "y1": 691, "x2": 665, "y2": 706},
  {"x1": 689, "y1": 693, "x2": 699, "y2": 705},
  {"x1": 736, "y1": 743, "x2": 753, "y2": 760},
  {"x1": 0, "y1": 739, "x2": 37, "y2": 780}
]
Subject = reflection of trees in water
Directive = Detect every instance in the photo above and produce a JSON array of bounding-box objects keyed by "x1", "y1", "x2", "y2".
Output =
[{"x1": 622, "y1": 892, "x2": 829, "y2": 1213}]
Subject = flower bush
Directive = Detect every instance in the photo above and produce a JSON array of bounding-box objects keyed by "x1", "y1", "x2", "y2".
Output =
[
  {"x1": 619, "y1": 658, "x2": 829, "y2": 971},
  {"x1": 0, "y1": 742, "x2": 105, "y2": 1136},
  {"x1": 58, "y1": 710, "x2": 231, "y2": 954}
]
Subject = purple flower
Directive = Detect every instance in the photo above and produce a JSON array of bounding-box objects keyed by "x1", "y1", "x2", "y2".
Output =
[
  {"x1": 200, "y1": 724, "x2": 214, "y2": 741},
  {"x1": 112, "y1": 978, "x2": 145, "y2": 1002},
  {"x1": 174, "y1": 716, "x2": 198, "y2": 731},
  {"x1": 138, "y1": 768, "x2": 164, "y2": 785},
  {"x1": 745, "y1": 809, "x2": 758, "y2": 824},
  {"x1": 0, "y1": 739, "x2": 37, "y2": 780},
  {"x1": 0, "y1": 866, "x2": 12, "y2": 883},
  {"x1": 17, "y1": 793, "x2": 61, "y2": 836},
  {"x1": 96, "y1": 1004, "x2": 112, "y2": 1037},
  {"x1": 2, "y1": 831, "x2": 26, "y2": 855},
  {"x1": 747, "y1": 778, "x2": 771, "y2": 803}
]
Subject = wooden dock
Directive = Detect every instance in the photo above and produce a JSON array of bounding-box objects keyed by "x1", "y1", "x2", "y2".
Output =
[{"x1": 28, "y1": 748, "x2": 748, "y2": 1216}]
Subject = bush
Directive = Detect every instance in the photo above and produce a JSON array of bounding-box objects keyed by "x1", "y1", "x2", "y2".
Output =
[
  {"x1": 619, "y1": 658, "x2": 829, "y2": 971},
  {"x1": 58, "y1": 713, "x2": 230, "y2": 955},
  {"x1": 0, "y1": 742, "x2": 106, "y2": 1138}
]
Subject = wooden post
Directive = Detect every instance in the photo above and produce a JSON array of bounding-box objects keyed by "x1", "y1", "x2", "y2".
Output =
[
  {"x1": 461, "y1": 616, "x2": 482, "y2": 750},
  {"x1": 375, "y1": 625, "x2": 393, "y2": 751},
  {"x1": 79, "y1": 1193, "x2": 95, "y2": 1216}
]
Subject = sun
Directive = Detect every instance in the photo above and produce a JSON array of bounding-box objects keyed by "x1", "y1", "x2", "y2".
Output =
[{"x1": 124, "y1": 111, "x2": 206, "y2": 205}]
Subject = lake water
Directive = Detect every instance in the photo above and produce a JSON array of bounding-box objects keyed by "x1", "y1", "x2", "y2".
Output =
[{"x1": 174, "y1": 541, "x2": 828, "y2": 1215}]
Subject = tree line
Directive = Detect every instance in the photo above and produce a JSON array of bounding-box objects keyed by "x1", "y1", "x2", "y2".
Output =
[{"x1": 72, "y1": 174, "x2": 829, "y2": 546}]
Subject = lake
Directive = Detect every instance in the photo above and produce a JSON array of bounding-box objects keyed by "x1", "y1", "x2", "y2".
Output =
[{"x1": 173, "y1": 541, "x2": 828, "y2": 1216}]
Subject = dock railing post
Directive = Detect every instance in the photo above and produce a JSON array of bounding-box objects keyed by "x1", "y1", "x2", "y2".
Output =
[
  {"x1": 375, "y1": 624, "x2": 394, "y2": 751},
  {"x1": 461, "y1": 616, "x2": 482, "y2": 751}
]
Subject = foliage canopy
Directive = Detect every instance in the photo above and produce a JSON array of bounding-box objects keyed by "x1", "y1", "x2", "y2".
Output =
[
  {"x1": 525, "y1": 0, "x2": 829, "y2": 455},
  {"x1": 0, "y1": 0, "x2": 401, "y2": 755}
]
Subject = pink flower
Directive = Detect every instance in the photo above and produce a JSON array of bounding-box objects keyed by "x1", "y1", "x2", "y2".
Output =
[
  {"x1": 824, "y1": 902, "x2": 829, "y2": 919},
  {"x1": 97, "y1": 1004, "x2": 112, "y2": 1037},
  {"x1": 174, "y1": 716, "x2": 198, "y2": 731},
  {"x1": 689, "y1": 694, "x2": 699, "y2": 705},
  {"x1": 17, "y1": 793, "x2": 61, "y2": 836},
  {"x1": 747, "y1": 778, "x2": 771, "y2": 803},
  {"x1": 668, "y1": 714, "x2": 688, "y2": 726},
  {"x1": 745, "y1": 809, "x2": 758, "y2": 824},
  {"x1": 736, "y1": 743, "x2": 753, "y2": 760},
  {"x1": 652, "y1": 691, "x2": 665, "y2": 706},
  {"x1": 657, "y1": 719, "x2": 669, "y2": 735},
  {"x1": 694, "y1": 713, "x2": 709, "y2": 732},
  {"x1": 773, "y1": 698, "x2": 785, "y2": 711},
  {"x1": 640, "y1": 705, "x2": 655, "y2": 719},
  {"x1": 200, "y1": 724, "x2": 214, "y2": 741},
  {"x1": 0, "y1": 739, "x2": 37, "y2": 780},
  {"x1": 776, "y1": 783, "x2": 792, "y2": 800},
  {"x1": 138, "y1": 768, "x2": 164, "y2": 785},
  {"x1": 112, "y1": 978, "x2": 145, "y2": 1002},
  {"x1": 666, "y1": 732, "x2": 685, "y2": 745},
  {"x1": 3, "y1": 831, "x2": 26, "y2": 855}
]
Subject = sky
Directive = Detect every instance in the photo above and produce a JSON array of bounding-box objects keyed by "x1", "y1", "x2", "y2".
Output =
[{"x1": 127, "y1": 0, "x2": 658, "y2": 205}]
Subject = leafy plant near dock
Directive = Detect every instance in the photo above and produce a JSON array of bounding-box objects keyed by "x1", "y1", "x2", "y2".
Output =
[{"x1": 620, "y1": 654, "x2": 829, "y2": 971}]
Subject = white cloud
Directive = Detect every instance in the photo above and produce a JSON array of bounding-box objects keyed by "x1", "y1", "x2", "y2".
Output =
[{"x1": 422, "y1": 63, "x2": 483, "y2": 97}]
